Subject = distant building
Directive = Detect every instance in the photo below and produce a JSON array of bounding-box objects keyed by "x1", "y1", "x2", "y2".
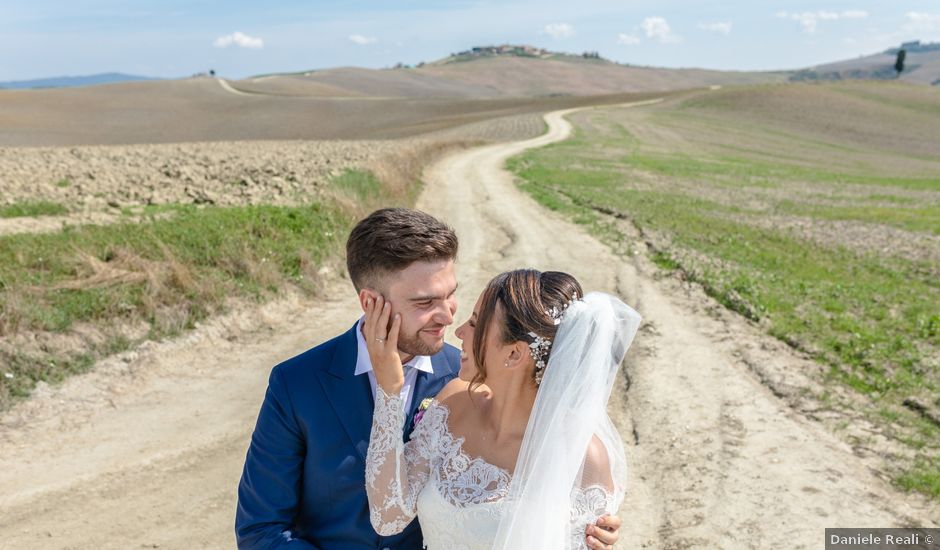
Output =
[{"x1": 453, "y1": 44, "x2": 552, "y2": 60}]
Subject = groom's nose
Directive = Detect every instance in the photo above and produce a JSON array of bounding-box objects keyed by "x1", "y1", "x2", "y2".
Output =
[{"x1": 435, "y1": 296, "x2": 456, "y2": 326}]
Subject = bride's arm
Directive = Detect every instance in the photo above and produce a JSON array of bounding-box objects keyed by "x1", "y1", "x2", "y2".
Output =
[
  {"x1": 571, "y1": 437, "x2": 624, "y2": 550},
  {"x1": 365, "y1": 385, "x2": 439, "y2": 536},
  {"x1": 362, "y1": 295, "x2": 437, "y2": 536}
]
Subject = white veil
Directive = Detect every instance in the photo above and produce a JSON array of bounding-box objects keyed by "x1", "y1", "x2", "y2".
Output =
[{"x1": 492, "y1": 292, "x2": 641, "y2": 549}]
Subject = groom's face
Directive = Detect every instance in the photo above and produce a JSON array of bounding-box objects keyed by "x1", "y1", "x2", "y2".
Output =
[{"x1": 382, "y1": 258, "x2": 458, "y2": 358}]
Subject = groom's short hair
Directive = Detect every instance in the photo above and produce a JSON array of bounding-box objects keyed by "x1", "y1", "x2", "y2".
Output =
[{"x1": 346, "y1": 208, "x2": 458, "y2": 292}]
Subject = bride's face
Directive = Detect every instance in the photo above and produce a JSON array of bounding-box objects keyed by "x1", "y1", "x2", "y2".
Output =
[
  {"x1": 454, "y1": 295, "x2": 481, "y2": 381},
  {"x1": 383, "y1": 259, "x2": 458, "y2": 358},
  {"x1": 454, "y1": 293, "x2": 511, "y2": 382}
]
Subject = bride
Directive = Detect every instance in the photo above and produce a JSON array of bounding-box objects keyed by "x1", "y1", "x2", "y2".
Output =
[{"x1": 363, "y1": 269, "x2": 641, "y2": 549}]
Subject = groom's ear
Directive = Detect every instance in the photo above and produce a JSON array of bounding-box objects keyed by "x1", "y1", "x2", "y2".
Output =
[{"x1": 358, "y1": 289, "x2": 379, "y2": 312}]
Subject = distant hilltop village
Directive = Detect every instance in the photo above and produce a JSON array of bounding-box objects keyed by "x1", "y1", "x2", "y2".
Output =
[
  {"x1": 391, "y1": 44, "x2": 605, "y2": 69},
  {"x1": 446, "y1": 44, "x2": 604, "y2": 62},
  {"x1": 454, "y1": 44, "x2": 552, "y2": 58}
]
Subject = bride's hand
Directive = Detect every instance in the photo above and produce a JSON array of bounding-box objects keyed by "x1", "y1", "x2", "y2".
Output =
[{"x1": 363, "y1": 294, "x2": 404, "y2": 395}]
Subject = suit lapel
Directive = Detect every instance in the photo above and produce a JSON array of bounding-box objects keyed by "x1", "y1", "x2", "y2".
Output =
[
  {"x1": 318, "y1": 323, "x2": 374, "y2": 462},
  {"x1": 405, "y1": 350, "x2": 458, "y2": 441}
]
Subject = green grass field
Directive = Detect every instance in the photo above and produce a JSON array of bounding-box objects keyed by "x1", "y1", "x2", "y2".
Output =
[
  {"x1": 0, "y1": 169, "x2": 401, "y2": 409},
  {"x1": 0, "y1": 200, "x2": 69, "y2": 218},
  {"x1": 509, "y1": 82, "x2": 940, "y2": 499}
]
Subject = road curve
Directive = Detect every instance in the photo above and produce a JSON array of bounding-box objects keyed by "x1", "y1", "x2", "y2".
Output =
[
  {"x1": 0, "y1": 100, "x2": 934, "y2": 549},
  {"x1": 417, "y1": 101, "x2": 939, "y2": 548}
]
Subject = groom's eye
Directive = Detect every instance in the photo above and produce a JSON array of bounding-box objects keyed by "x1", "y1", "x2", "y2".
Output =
[{"x1": 416, "y1": 300, "x2": 433, "y2": 308}]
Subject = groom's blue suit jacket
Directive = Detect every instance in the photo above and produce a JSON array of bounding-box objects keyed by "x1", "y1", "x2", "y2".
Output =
[{"x1": 236, "y1": 322, "x2": 461, "y2": 549}]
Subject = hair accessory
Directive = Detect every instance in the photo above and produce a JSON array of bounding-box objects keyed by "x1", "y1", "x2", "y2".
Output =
[
  {"x1": 527, "y1": 331, "x2": 552, "y2": 385},
  {"x1": 546, "y1": 294, "x2": 581, "y2": 326},
  {"x1": 529, "y1": 294, "x2": 583, "y2": 384}
]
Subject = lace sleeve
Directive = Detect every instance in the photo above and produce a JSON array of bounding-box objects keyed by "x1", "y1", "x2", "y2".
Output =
[
  {"x1": 569, "y1": 485, "x2": 617, "y2": 549},
  {"x1": 365, "y1": 386, "x2": 438, "y2": 536},
  {"x1": 567, "y1": 436, "x2": 623, "y2": 549}
]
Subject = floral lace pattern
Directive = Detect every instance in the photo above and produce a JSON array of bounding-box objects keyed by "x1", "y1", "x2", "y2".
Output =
[
  {"x1": 365, "y1": 386, "x2": 617, "y2": 549},
  {"x1": 569, "y1": 484, "x2": 617, "y2": 549}
]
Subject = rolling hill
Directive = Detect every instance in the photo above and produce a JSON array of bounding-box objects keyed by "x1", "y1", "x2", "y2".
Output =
[
  {"x1": 790, "y1": 40, "x2": 940, "y2": 85},
  {"x1": 0, "y1": 73, "x2": 158, "y2": 90},
  {"x1": 236, "y1": 51, "x2": 789, "y2": 98},
  {"x1": 3, "y1": 43, "x2": 937, "y2": 147}
]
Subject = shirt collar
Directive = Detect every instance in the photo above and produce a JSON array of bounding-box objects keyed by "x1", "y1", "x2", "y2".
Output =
[{"x1": 354, "y1": 317, "x2": 434, "y2": 376}]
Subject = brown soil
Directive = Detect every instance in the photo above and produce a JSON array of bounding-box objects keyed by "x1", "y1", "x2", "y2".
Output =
[
  {"x1": 0, "y1": 103, "x2": 936, "y2": 550},
  {"x1": 0, "y1": 77, "x2": 667, "y2": 147},
  {"x1": 0, "y1": 112, "x2": 547, "y2": 238}
]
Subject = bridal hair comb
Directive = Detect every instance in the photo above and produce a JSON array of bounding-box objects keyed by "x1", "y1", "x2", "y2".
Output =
[
  {"x1": 527, "y1": 332, "x2": 552, "y2": 385},
  {"x1": 547, "y1": 293, "x2": 580, "y2": 325},
  {"x1": 529, "y1": 294, "x2": 581, "y2": 385}
]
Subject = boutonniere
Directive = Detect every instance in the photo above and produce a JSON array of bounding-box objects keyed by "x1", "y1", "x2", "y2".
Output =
[{"x1": 413, "y1": 397, "x2": 433, "y2": 426}]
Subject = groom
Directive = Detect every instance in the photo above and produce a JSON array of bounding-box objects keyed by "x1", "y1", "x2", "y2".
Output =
[{"x1": 235, "y1": 207, "x2": 621, "y2": 549}]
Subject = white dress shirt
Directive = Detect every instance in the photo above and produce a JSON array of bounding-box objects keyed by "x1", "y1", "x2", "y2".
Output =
[{"x1": 354, "y1": 317, "x2": 434, "y2": 414}]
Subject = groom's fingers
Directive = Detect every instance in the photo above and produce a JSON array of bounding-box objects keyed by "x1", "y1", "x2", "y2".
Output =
[
  {"x1": 377, "y1": 298, "x2": 391, "y2": 340},
  {"x1": 367, "y1": 294, "x2": 383, "y2": 339},
  {"x1": 597, "y1": 513, "x2": 620, "y2": 531},
  {"x1": 587, "y1": 514, "x2": 620, "y2": 547}
]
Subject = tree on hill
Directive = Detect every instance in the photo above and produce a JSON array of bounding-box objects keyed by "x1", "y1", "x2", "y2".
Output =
[{"x1": 894, "y1": 49, "x2": 906, "y2": 76}]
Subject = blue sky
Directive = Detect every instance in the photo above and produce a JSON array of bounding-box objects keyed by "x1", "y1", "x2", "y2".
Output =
[{"x1": 2, "y1": 0, "x2": 939, "y2": 81}]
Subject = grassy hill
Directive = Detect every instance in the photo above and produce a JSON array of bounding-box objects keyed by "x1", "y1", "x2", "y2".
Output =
[{"x1": 791, "y1": 41, "x2": 940, "y2": 85}]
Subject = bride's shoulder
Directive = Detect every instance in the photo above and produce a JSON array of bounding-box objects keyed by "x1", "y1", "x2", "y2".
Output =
[
  {"x1": 433, "y1": 378, "x2": 487, "y2": 410},
  {"x1": 434, "y1": 378, "x2": 470, "y2": 403}
]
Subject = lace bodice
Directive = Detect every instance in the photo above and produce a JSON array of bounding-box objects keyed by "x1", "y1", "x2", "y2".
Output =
[{"x1": 365, "y1": 387, "x2": 619, "y2": 550}]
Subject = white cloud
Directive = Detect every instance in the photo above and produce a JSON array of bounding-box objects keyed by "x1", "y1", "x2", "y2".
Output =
[
  {"x1": 775, "y1": 10, "x2": 868, "y2": 34},
  {"x1": 617, "y1": 33, "x2": 641, "y2": 45},
  {"x1": 904, "y1": 12, "x2": 940, "y2": 33},
  {"x1": 348, "y1": 34, "x2": 378, "y2": 45},
  {"x1": 698, "y1": 21, "x2": 733, "y2": 35},
  {"x1": 642, "y1": 16, "x2": 681, "y2": 44},
  {"x1": 213, "y1": 31, "x2": 263, "y2": 49},
  {"x1": 543, "y1": 23, "x2": 575, "y2": 39}
]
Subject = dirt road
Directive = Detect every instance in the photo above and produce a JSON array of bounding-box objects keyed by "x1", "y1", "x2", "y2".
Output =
[{"x1": 0, "y1": 103, "x2": 936, "y2": 549}]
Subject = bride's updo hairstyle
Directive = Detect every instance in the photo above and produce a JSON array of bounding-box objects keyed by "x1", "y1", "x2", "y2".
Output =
[{"x1": 471, "y1": 269, "x2": 583, "y2": 389}]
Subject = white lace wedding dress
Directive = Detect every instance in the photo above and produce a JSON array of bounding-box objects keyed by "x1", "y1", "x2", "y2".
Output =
[{"x1": 365, "y1": 388, "x2": 618, "y2": 550}]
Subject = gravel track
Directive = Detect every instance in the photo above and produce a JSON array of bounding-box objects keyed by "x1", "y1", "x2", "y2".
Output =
[{"x1": 0, "y1": 103, "x2": 936, "y2": 549}]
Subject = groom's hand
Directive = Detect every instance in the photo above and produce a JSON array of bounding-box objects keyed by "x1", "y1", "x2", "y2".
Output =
[
  {"x1": 363, "y1": 294, "x2": 404, "y2": 395},
  {"x1": 586, "y1": 514, "x2": 621, "y2": 550}
]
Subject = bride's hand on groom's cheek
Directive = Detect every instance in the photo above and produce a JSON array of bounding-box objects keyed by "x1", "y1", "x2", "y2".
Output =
[
  {"x1": 363, "y1": 294, "x2": 405, "y2": 394},
  {"x1": 586, "y1": 513, "x2": 621, "y2": 550}
]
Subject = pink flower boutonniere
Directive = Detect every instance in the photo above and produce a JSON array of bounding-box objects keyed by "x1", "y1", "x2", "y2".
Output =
[{"x1": 413, "y1": 397, "x2": 433, "y2": 426}]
